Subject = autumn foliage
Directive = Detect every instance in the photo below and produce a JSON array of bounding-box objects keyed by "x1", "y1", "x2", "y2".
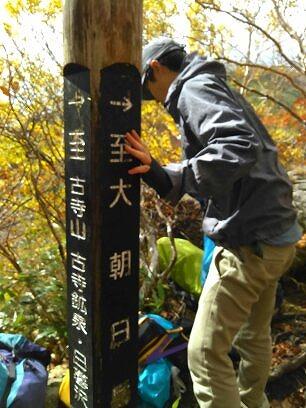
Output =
[{"x1": 0, "y1": 0, "x2": 305, "y2": 385}]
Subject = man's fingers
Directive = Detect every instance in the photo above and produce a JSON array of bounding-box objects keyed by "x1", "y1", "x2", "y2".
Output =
[
  {"x1": 125, "y1": 145, "x2": 148, "y2": 163},
  {"x1": 130, "y1": 129, "x2": 141, "y2": 140},
  {"x1": 124, "y1": 144, "x2": 149, "y2": 163},
  {"x1": 128, "y1": 165, "x2": 150, "y2": 175},
  {"x1": 125, "y1": 132, "x2": 144, "y2": 151},
  {"x1": 125, "y1": 130, "x2": 152, "y2": 174}
]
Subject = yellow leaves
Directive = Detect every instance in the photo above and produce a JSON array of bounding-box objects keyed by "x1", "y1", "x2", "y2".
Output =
[
  {"x1": 143, "y1": 0, "x2": 178, "y2": 42},
  {"x1": 261, "y1": 105, "x2": 306, "y2": 168},
  {"x1": 5, "y1": 0, "x2": 24, "y2": 17},
  {"x1": 142, "y1": 101, "x2": 181, "y2": 165},
  {"x1": 3, "y1": 22, "x2": 13, "y2": 35},
  {"x1": 0, "y1": 86, "x2": 10, "y2": 107},
  {"x1": 0, "y1": 80, "x2": 19, "y2": 108},
  {"x1": 4, "y1": 292, "x2": 11, "y2": 302},
  {"x1": 11, "y1": 80, "x2": 19, "y2": 92},
  {"x1": 0, "y1": 85, "x2": 9, "y2": 96},
  {"x1": 5, "y1": 0, "x2": 62, "y2": 17},
  {"x1": 0, "y1": 80, "x2": 19, "y2": 95},
  {"x1": 48, "y1": 0, "x2": 62, "y2": 15},
  {"x1": 293, "y1": 97, "x2": 306, "y2": 120}
]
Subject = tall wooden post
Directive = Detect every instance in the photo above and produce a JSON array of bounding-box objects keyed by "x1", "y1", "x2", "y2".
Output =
[{"x1": 63, "y1": 2, "x2": 142, "y2": 407}]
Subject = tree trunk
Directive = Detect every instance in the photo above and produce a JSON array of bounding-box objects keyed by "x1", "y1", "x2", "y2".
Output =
[
  {"x1": 64, "y1": 0, "x2": 142, "y2": 116},
  {"x1": 63, "y1": 1, "x2": 142, "y2": 407}
]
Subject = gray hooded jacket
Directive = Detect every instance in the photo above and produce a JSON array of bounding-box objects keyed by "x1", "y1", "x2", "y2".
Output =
[{"x1": 143, "y1": 53, "x2": 297, "y2": 248}]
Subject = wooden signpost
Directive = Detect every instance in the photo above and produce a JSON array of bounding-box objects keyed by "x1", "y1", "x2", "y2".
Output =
[{"x1": 63, "y1": 1, "x2": 142, "y2": 406}]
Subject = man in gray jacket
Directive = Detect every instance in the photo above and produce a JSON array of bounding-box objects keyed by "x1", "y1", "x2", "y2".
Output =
[{"x1": 125, "y1": 37, "x2": 301, "y2": 408}]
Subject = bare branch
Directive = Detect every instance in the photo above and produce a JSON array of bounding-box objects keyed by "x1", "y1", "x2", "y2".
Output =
[
  {"x1": 207, "y1": 53, "x2": 306, "y2": 97},
  {"x1": 195, "y1": 0, "x2": 305, "y2": 74},
  {"x1": 230, "y1": 77, "x2": 306, "y2": 127},
  {"x1": 271, "y1": 0, "x2": 305, "y2": 56},
  {"x1": 155, "y1": 201, "x2": 177, "y2": 283}
]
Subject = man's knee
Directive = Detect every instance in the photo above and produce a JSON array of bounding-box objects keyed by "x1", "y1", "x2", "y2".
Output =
[
  {"x1": 187, "y1": 331, "x2": 213, "y2": 375},
  {"x1": 187, "y1": 331, "x2": 224, "y2": 375},
  {"x1": 187, "y1": 333, "x2": 202, "y2": 374}
]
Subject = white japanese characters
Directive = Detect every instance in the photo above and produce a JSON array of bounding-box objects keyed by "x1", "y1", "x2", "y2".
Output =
[
  {"x1": 71, "y1": 252, "x2": 86, "y2": 273},
  {"x1": 72, "y1": 313, "x2": 88, "y2": 335},
  {"x1": 110, "y1": 133, "x2": 132, "y2": 163},
  {"x1": 70, "y1": 252, "x2": 88, "y2": 335},
  {"x1": 66, "y1": 73, "x2": 139, "y2": 407},
  {"x1": 70, "y1": 218, "x2": 87, "y2": 240},
  {"x1": 69, "y1": 130, "x2": 86, "y2": 161},
  {"x1": 73, "y1": 349, "x2": 89, "y2": 408},
  {"x1": 69, "y1": 177, "x2": 87, "y2": 241},
  {"x1": 110, "y1": 318, "x2": 131, "y2": 349},
  {"x1": 72, "y1": 292, "x2": 88, "y2": 315},
  {"x1": 71, "y1": 271, "x2": 87, "y2": 290},
  {"x1": 109, "y1": 250, "x2": 131, "y2": 280},
  {"x1": 71, "y1": 197, "x2": 86, "y2": 218},
  {"x1": 70, "y1": 177, "x2": 86, "y2": 196},
  {"x1": 67, "y1": 86, "x2": 91, "y2": 407},
  {"x1": 109, "y1": 178, "x2": 132, "y2": 208}
]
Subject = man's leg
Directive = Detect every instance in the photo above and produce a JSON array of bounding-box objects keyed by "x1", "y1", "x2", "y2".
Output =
[
  {"x1": 187, "y1": 244, "x2": 295, "y2": 408},
  {"x1": 233, "y1": 283, "x2": 276, "y2": 408},
  {"x1": 234, "y1": 244, "x2": 296, "y2": 408}
]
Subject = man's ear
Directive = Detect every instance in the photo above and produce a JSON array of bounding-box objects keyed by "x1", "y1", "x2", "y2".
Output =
[{"x1": 149, "y1": 59, "x2": 161, "y2": 73}]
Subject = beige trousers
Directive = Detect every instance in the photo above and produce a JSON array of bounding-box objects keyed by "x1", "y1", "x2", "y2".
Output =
[{"x1": 188, "y1": 243, "x2": 296, "y2": 408}]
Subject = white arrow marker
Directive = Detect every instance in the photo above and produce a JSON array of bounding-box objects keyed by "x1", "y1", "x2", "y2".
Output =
[
  {"x1": 68, "y1": 91, "x2": 85, "y2": 107},
  {"x1": 110, "y1": 96, "x2": 133, "y2": 112}
]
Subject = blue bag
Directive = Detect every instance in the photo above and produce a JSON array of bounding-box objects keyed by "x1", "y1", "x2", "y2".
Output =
[
  {"x1": 200, "y1": 236, "x2": 215, "y2": 286},
  {"x1": 137, "y1": 314, "x2": 188, "y2": 408},
  {"x1": 138, "y1": 358, "x2": 172, "y2": 408},
  {"x1": 0, "y1": 334, "x2": 50, "y2": 408}
]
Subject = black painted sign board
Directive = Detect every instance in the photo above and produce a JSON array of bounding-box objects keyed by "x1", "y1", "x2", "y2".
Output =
[{"x1": 64, "y1": 63, "x2": 141, "y2": 407}]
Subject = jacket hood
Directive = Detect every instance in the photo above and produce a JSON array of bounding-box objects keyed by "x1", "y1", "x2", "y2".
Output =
[{"x1": 164, "y1": 53, "x2": 227, "y2": 110}]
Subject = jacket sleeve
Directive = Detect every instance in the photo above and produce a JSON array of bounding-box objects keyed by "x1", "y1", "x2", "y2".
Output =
[
  {"x1": 175, "y1": 75, "x2": 261, "y2": 200},
  {"x1": 142, "y1": 158, "x2": 200, "y2": 205},
  {"x1": 141, "y1": 158, "x2": 173, "y2": 197}
]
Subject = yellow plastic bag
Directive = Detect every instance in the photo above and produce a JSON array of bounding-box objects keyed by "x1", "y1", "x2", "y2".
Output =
[
  {"x1": 58, "y1": 369, "x2": 70, "y2": 407},
  {"x1": 172, "y1": 398, "x2": 181, "y2": 408},
  {"x1": 157, "y1": 237, "x2": 203, "y2": 297}
]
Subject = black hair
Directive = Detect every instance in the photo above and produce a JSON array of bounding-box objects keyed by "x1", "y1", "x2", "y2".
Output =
[
  {"x1": 159, "y1": 48, "x2": 186, "y2": 71},
  {"x1": 146, "y1": 49, "x2": 187, "y2": 82}
]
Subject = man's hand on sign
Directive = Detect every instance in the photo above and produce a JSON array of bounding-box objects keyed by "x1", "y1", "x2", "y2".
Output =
[{"x1": 125, "y1": 130, "x2": 152, "y2": 175}]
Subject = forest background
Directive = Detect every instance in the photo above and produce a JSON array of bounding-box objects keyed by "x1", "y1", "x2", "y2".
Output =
[{"x1": 0, "y1": 0, "x2": 305, "y2": 403}]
